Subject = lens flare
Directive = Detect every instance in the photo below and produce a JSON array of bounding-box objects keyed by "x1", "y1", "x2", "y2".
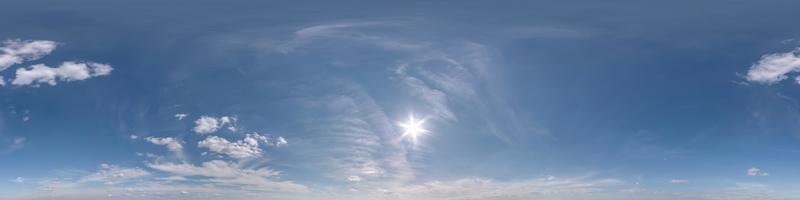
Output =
[{"x1": 399, "y1": 114, "x2": 428, "y2": 143}]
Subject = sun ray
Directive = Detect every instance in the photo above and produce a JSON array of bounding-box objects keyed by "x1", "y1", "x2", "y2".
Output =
[{"x1": 398, "y1": 114, "x2": 429, "y2": 143}]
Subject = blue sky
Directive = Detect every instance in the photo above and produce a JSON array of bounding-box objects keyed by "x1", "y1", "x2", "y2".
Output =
[{"x1": 3, "y1": 0, "x2": 800, "y2": 199}]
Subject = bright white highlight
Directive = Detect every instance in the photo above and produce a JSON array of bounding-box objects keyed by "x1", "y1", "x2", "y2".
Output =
[{"x1": 398, "y1": 114, "x2": 429, "y2": 143}]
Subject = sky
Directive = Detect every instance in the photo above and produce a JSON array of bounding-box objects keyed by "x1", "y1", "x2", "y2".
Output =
[{"x1": 3, "y1": 0, "x2": 800, "y2": 199}]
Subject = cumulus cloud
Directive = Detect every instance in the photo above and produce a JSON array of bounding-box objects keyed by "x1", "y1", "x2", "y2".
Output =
[
  {"x1": 12, "y1": 177, "x2": 24, "y2": 183},
  {"x1": 147, "y1": 160, "x2": 307, "y2": 192},
  {"x1": 0, "y1": 39, "x2": 57, "y2": 71},
  {"x1": 747, "y1": 167, "x2": 769, "y2": 176},
  {"x1": 198, "y1": 134, "x2": 267, "y2": 159},
  {"x1": 11, "y1": 61, "x2": 113, "y2": 86},
  {"x1": 144, "y1": 137, "x2": 183, "y2": 153},
  {"x1": 192, "y1": 115, "x2": 236, "y2": 134},
  {"x1": 80, "y1": 163, "x2": 151, "y2": 185},
  {"x1": 746, "y1": 48, "x2": 800, "y2": 84}
]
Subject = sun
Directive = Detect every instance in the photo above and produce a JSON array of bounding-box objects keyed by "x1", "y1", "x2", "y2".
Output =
[{"x1": 398, "y1": 114, "x2": 428, "y2": 143}]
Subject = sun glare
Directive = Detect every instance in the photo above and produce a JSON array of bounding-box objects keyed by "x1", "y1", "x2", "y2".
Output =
[{"x1": 399, "y1": 114, "x2": 428, "y2": 143}]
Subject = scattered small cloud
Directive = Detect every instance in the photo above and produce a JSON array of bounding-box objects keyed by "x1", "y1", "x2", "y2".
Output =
[
  {"x1": 144, "y1": 137, "x2": 183, "y2": 154},
  {"x1": 192, "y1": 115, "x2": 236, "y2": 134},
  {"x1": 174, "y1": 113, "x2": 188, "y2": 120},
  {"x1": 747, "y1": 167, "x2": 769, "y2": 176},
  {"x1": 197, "y1": 134, "x2": 267, "y2": 159},
  {"x1": 11, "y1": 61, "x2": 113, "y2": 86},
  {"x1": 0, "y1": 39, "x2": 57, "y2": 71},
  {"x1": 275, "y1": 136, "x2": 287, "y2": 147},
  {"x1": 12, "y1": 177, "x2": 24, "y2": 183}
]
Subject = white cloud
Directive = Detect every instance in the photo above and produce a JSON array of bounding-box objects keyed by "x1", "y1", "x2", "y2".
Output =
[
  {"x1": 11, "y1": 61, "x2": 113, "y2": 86},
  {"x1": 147, "y1": 160, "x2": 307, "y2": 192},
  {"x1": 12, "y1": 177, "x2": 24, "y2": 183},
  {"x1": 746, "y1": 48, "x2": 800, "y2": 84},
  {"x1": 0, "y1": 76, "x2": 5, "y2": 86},
  {"x1": 746, "y1": 167, "x2": 769, "y2": 176},
  {"x1": 144, "y1": 137, "x2": 183, "y2": 153},
  {"x1": 670, "y1": 179, "x2": 689, "y2": 184},
  {"x1": 198, "y1": 134, "x2": 265, "y2": 159},
  {"x1": 80, "y1": 163, "x2": 151, "y2": 185},
  {"x1": 192, "y1": 115, "x2": 236, "y2": 134},
  {"x1": 347, "y1": 175, "x2": 361, "y2": 182},
  {"x1": 275, "y1": 136, "x2": 288, "y2": 146},
  {"x1": 193, "y1": 116, "x2": 219, "y2": 134},
  {"x1": 0, "y1": 39, "x2": 57, "y2": 71},
  {"x1": 129, "y1": 135, "x2": 138, "y2": 140},
  {"x1": 174, "y1": 113, "x2": 188, "y2": 120}
]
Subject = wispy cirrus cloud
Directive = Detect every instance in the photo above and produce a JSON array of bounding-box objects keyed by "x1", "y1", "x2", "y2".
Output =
[
  {"x1": 387, "y1": 176, "x2": 622, "y2": 200},
  {"x1": 290, "y1": 82, "x2": 414, "y2": 186},
  {"x1": 276, "y1": 20, "x2": 540, "y2": 145},
  {"x1": 146, "y1": 160, "x2": 307, "y2": 192},
  {"x1": 79, "y1": 163, "x2": 151, "y2": 185},
  {"x1": 2, "y1": 137, "x2": 26, "y2": 153}
]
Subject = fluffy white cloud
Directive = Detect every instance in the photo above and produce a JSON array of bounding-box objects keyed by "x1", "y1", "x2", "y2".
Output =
[
  {"x1": 11, "y1": 61, "x2": 113, "y2": 86},
  {"x1": 80, "y1": 163, "x2": 151, "y2": 185},
  {"x1": 746, "y1": 167, "x2": 769, "y2": 176},
  {"x1": 144, "y1": 137, "x2": 183, "y2": 153},
  {"x1": 746, "y1": 48, "x2": 800, "y2": 84},
  {"x1": 13, "y1": 177, "x2": 24, "y2": 183},
  {"x1": 192, "y1": 115, "x2": 236, "y2": 134},
  {"x1": 147, "y1": 160, "x2": 307, "y2": 192},
  {"x1": 174, "y1": 113, "x2": 188, "y2": 120},
  {"x1": 0, "y1": 39, "x2": 57, "y2": 71},
  {"x1": 198, "y1": 134, "x2": 266, "y2": 159}
]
